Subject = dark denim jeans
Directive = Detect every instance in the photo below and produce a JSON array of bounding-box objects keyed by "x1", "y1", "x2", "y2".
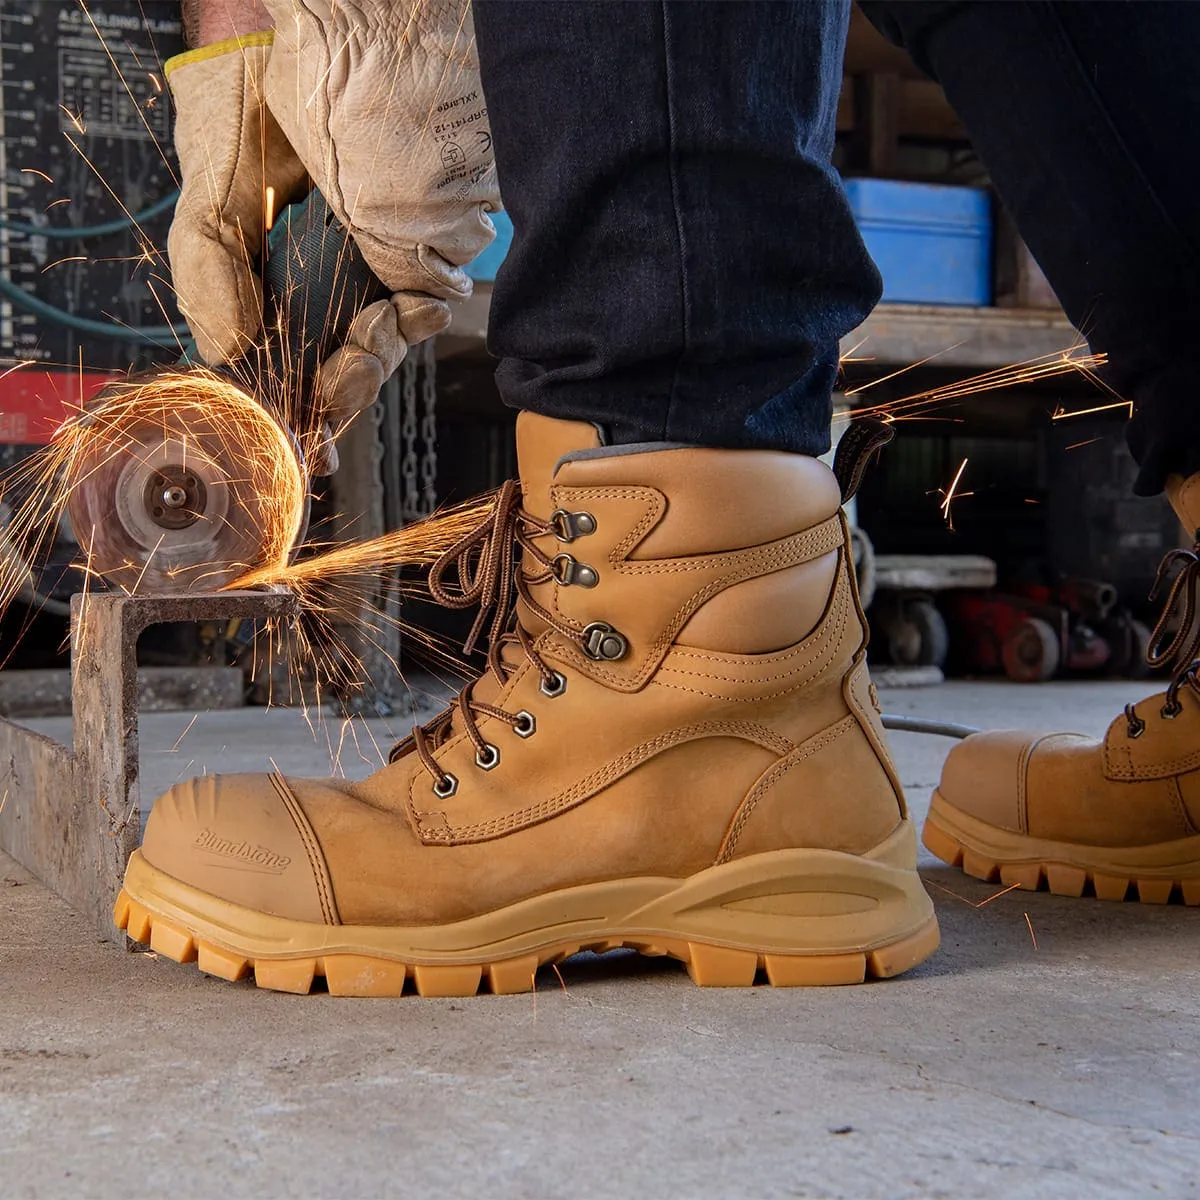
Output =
[{"x1": 474, "y1": 1, "x2": 1200, "y2": 494}]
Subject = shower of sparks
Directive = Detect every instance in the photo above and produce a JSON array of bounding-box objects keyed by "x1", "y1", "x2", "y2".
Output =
[
  {"x1": 1024, "y1": 912, "x2": 1038, "y2": 950},
  {"x1": 837, "y1": 347, "x2": 1110, "y2": 426},
  {"x1": 938, "y1": 458, "x2": 971, "y2": 531},
  {"x1": 1064, "y1": 437, "x2": 1104, "y2": 451}
]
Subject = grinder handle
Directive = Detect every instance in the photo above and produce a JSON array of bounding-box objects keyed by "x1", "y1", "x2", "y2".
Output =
[{"x1": 257, "y1": 189, "x2": 391, "y2": 414}]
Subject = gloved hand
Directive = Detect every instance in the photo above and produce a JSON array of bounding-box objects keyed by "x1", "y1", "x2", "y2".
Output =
[
  {"x1": 166, "y1": 0, "x2": 498, "y2": 430},
  {"x1": 166, "y1": 32, "x2": 307, "y2": 366}
]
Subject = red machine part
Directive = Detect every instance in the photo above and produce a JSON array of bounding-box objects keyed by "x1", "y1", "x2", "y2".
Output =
[{"x1": 0, "y1": 367, "x2": 116, "y2": 445}]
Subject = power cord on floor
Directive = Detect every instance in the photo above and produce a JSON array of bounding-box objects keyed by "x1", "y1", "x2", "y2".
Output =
[{"x1": 881, "y1": 714, "x2": 979, "y2": 739}]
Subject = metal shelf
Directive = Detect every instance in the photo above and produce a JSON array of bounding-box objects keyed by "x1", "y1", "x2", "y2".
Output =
[
  {"x1": 848, "y1": 303, "x2": 1079, "y2": 370},
  {"x1": 445, "y1": 286, "x2": 1081, "y2": 371}
]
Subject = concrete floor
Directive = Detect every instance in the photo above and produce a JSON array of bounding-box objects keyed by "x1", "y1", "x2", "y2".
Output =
[{"x1": 2, "y1": 680, "x2": 1198, "y2": 1199}]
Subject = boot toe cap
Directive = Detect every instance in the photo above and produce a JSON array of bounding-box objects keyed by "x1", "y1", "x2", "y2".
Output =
[
  {"x1": 141, "y1": 773, "x2": 335, "y2": 924},
  {"x1": 938, "y1": 730, "x2": 1055, "y2": 833}
]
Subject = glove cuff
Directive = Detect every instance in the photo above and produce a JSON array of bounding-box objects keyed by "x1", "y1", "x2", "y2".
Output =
[{"x1": 165, "y1": 31, "x2": 274, "y2": 82}]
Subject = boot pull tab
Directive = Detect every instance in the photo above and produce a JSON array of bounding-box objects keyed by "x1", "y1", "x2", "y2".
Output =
[{"x1": 833, "y1": 416, "x2": 895, "y2": 504}]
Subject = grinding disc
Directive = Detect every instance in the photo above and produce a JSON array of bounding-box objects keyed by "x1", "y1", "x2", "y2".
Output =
[{"x1": 64, "y1": 388, "x2": 309, "y2": 594}]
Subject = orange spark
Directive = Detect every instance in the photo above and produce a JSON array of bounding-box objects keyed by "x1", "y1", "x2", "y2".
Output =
[
  {"x1": 1051, "y1": 399, "x2": 1133, "y2": 421},
  {"x1": 939, "y1": 457, "x2": 969, "y2": 530},
  {"x1": 973, "y1": 882, "x2": 1022, "y2": 908}
]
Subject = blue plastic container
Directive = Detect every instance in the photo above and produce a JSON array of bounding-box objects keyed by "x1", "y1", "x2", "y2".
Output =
[
  {"x1": 465, "y1": 210, "x2": 514, "y2": 282},
  {"x1": 842, "y1": 178, "x2": 992, "y2": 306}
]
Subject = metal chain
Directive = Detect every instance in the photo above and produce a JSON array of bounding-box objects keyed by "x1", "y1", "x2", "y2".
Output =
[
  {"x1": 400, "y1": 349, "x2": 420, "y2": 521},
  {"x1": 419, "y1": 338, "x2": 439, "y2": 517}
]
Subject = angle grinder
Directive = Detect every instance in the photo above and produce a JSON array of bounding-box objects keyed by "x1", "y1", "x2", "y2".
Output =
[{"x1": 64, "y1": 191, "x2": 389, "y2": 593}]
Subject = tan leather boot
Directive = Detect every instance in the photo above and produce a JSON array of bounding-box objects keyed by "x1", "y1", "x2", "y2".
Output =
[
  {"x1": 115, "y1": 413, "x2": 938, "y2": 994},
  {"x1": 926, "y1": 473, "x2": 1200, "y2": 903}
]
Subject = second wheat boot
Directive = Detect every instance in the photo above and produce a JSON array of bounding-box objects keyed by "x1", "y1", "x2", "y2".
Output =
[
  {"x1": 927, "y1": 473, "x2": 1200, "y2": 903},
  {"x1": 115, "y1": 413, "x2": 938, "y2": 994}
]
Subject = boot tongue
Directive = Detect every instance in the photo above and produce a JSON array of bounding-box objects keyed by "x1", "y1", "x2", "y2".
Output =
[
  {"x1": 516, "y1": 413, "x2": 604, "y2": 520},
  {"x1": 512, "y1": 413, "x2": 605, "y2": 645},
  {"x1": 455, "y1": 415, "x2": 605, "y2": 700},
  {"x1": 1167, "y1": 473, "x2": 1200, "y2": 542}
]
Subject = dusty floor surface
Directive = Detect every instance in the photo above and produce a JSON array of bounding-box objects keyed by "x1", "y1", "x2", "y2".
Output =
[{"x1": 1, "y1": 680, "x2": 1197, "y2": 1199}]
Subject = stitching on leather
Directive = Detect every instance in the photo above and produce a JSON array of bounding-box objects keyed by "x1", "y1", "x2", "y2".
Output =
[
  {"x1": 617, "y1": 521, "x2": 841, "y2": 577},
  {"x1": 418, "y1": 720, "x2": 780, "y2": 844},
  {"x1": 1017, "y1": 738, "x2": 1037, "y2": 835},
  {"x1": 269, "y1": 774, "x2": 340, "y2": 925},
  {"x1": 650, "y1": 579, "x2": 850, "y2": 702},
  {"x1": 1104, "y1": 735, "x2": 1200, "y2": 781},
  {"x1": 552, "y1": 522, "x2": 845, "y2": 690},
  {"x1": 844, "y1": 655, "x2": 905, "y2": 818},
  {"x1": 1167, "y1": 776, "x2": 1198, "y2": 837},
  {"x1": 541, "y1": 487, "x2": 662, "y2": 628},
  {"x1": 551, "y1": 485, "x2": 666, "y2": 561},
  {"x1": 716, "y1": 715, "x2": 857, "y2": 863}
]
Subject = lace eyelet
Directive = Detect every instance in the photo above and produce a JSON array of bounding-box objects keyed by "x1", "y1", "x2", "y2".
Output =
[
  {"x1": 550, "y1": 509, "x2": 597, "y2": 542},
  {"x1": 432, "y1": 772, "x2": 458, "y2": 799},
  {"x1": 1127, "y1": 718, "x2": 1146, "y2": 739},
  {"x1": 475, "y1": 743, "x2": 501, "y2": 770},
  {"x1": 540, "y1": 671, "x2": 567, "y2": 698},
  {"x1": 582, "y1": 621, "x2": 628, "y2": 661},
  {"x1": 1161, "y1": 701, "x2": 1183, "y2": 720},
  {"x1": 552, "y1": 553, "x2": 599, "y2": 588},
  {"x1": 513, "y1": 710, "x2": 537, "y2": 738}
]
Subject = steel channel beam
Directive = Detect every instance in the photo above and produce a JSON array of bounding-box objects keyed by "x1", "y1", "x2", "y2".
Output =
[{"x1": 0, "y1": 590, "x2": 297, "y2": 942}]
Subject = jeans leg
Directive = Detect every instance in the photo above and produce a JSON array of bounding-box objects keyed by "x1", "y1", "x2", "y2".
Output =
[
  {"x1": 861, "y1": 0, "x2": 1200, "y2": 495},
  {"x1": 473, "y1": 0, "x2": 880, "y2": 453}
]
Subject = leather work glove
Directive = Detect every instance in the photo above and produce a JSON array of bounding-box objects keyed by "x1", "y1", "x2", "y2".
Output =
[{"x1": 166, "y1": 0, "x2": 498, "y2": 433}]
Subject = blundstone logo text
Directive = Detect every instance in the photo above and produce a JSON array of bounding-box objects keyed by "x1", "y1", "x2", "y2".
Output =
[{"x1": 194, "y1": 829, "x2": 291, "y2": 873}]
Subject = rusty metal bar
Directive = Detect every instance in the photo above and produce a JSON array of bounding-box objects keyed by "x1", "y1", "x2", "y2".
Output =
[{"x1": 0, "y1": 589, "x2": 296, "y2": 942}]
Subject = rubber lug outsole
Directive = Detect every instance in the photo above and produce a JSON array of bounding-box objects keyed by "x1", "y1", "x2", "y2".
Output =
[
  {"x1": 922, "y1": 817, "x2": 1200, "y2": 906},
  {"x1": 114, "y1": 890, "x2": 940, "y2": 997}
]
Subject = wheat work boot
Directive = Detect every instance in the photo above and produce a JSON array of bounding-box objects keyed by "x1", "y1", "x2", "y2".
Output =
[
  {"x1": 926, "y1": 473, "x2": 1200, "y2": 904},
  {"x1": 116, "y1": 413, "x2": 938, "y2": 995}
]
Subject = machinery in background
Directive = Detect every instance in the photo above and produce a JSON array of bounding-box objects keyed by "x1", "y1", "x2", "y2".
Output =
[
  {"x1": 941, "y1": 576, "x2": 1153, "y2": 683},
  {"x1": 0, "y1": 1, "x2": 186, "y2": 613}
]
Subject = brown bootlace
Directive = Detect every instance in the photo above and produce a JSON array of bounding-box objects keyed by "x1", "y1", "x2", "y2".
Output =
[
  {"x1": 1124, "y1": 536, "x2": 1200, "y2": 736},
  {"x1": 389, "y1": 480, "x2": 588, "y2": 791}
]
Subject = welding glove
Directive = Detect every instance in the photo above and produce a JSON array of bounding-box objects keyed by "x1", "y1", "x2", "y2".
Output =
[
  {"x1": 166, "y1": 33, "x2": 308, "y2": 366},
  {"x1": 167, "y1": 1, "x2": 498, "y2": 430}
]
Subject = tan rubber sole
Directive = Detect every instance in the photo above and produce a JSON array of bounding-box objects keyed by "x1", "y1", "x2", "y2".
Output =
[
  {"x1": 114, "y1": 820, "x2": 939, "y2": 995},
  {"x1": 924, "y1": 790, "x2": 1200, "y2": 905}
]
